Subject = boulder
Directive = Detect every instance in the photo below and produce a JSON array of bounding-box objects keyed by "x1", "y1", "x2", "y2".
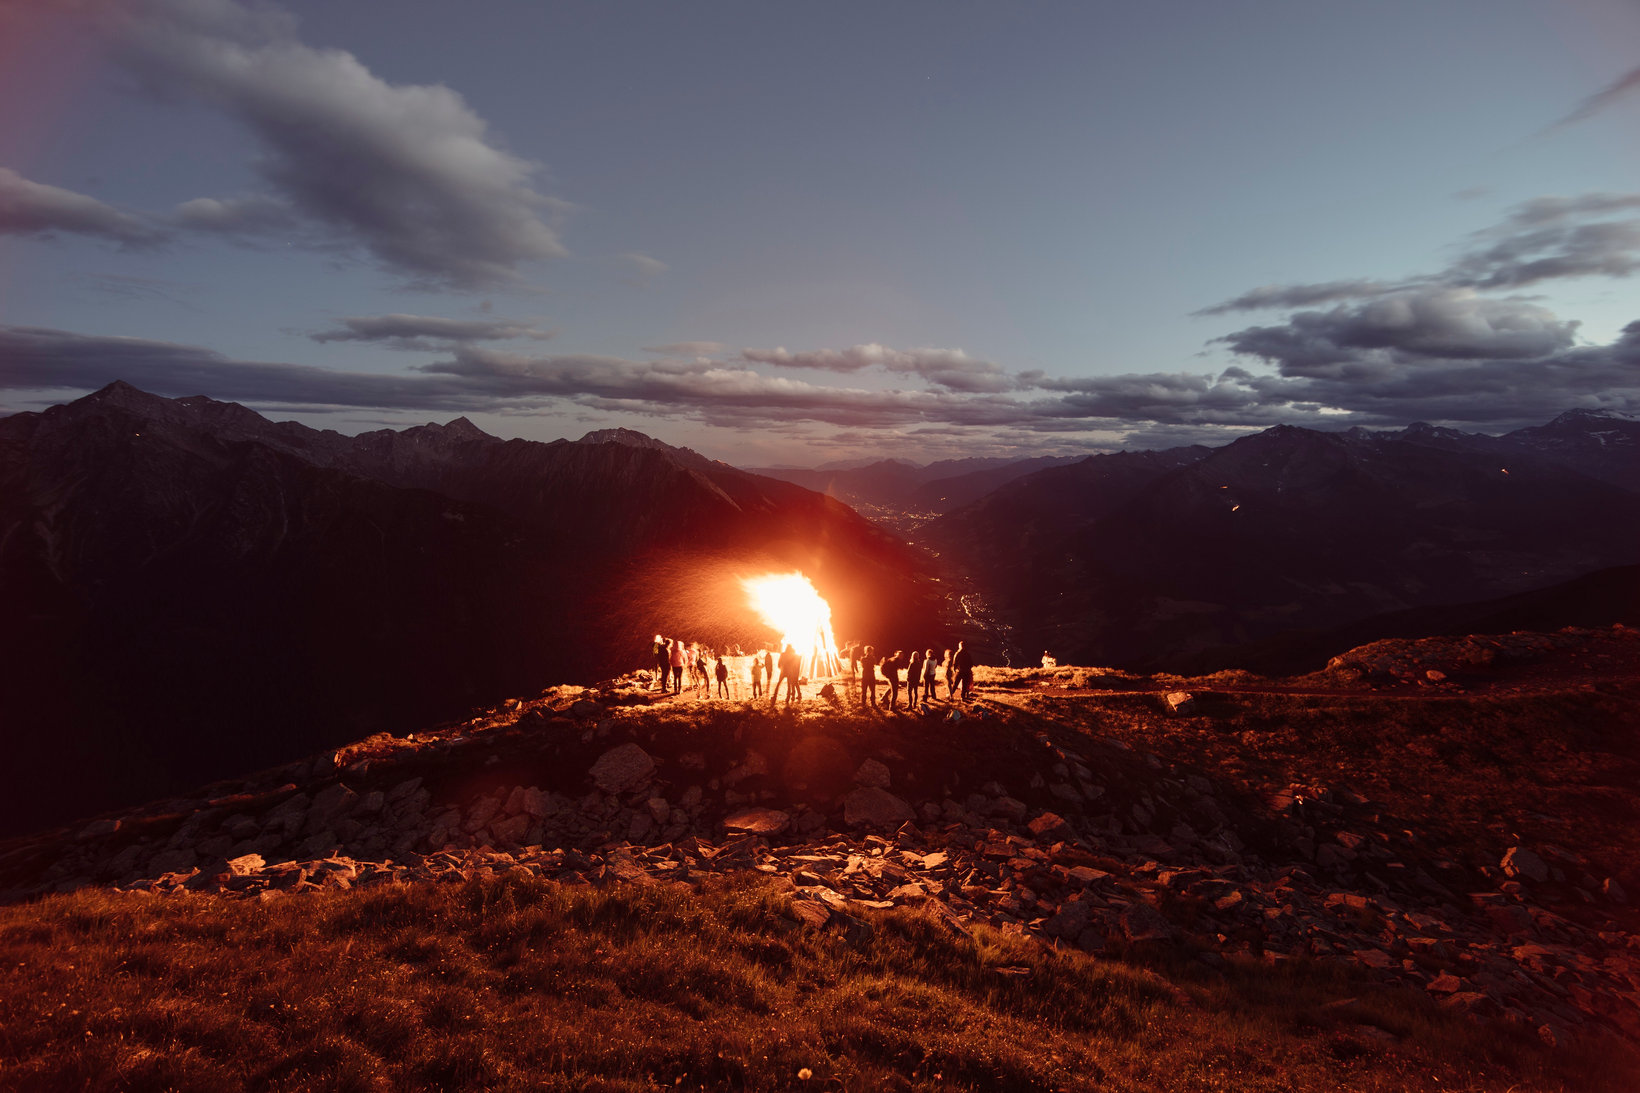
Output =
[
  {"x1": 1164, "y1": 691, "x2": 1195, "y2": 714},
  {"x1": 843, "y1": 787, "x2": 915, "y2": 828},
  {"x1": 1044, "y1": 898, "x2": 1092, "y2": 940},
  {"x1": 854, "y1": 759, "x2": 892, "y2": 789},
  {"x1": 1501, "y1": 847, "x2": 1550, "y2": 884},
  {"x1": 1118, "y1": 901, "x2": 1174, "y2": 943},
  {"x1": 589, "y1": 743, "x2": 656, "y2": 794}
]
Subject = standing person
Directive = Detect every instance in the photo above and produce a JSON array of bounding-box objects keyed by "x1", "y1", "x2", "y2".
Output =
[
  {"x1": 906, "y1": 649, "x2": 924, "y2": 706},
  {"x1": 715, "y1": 654, "x2": 729, "y2": 698},
  {"x1": 942, "y1": 648, "x2": 956, "y2": 699},
  {"x1": 953, "y1": 640, "x2": 975, "y2": 701},
  {"x1": 669, "y1": 638, "x2": 685, "y2": 695},
  {"x1": 652, "y1": 635, "x2": 669, "y2": 692},
  {"x1": 777, "y1": 643, "x2": 802, "y2": 706},
  {"x1": 750, "y1": 654, "x2": 764, "y2": 699},
  {"x1": 861, "y1": 645, "x2": 879, "y2": 709},
  {"x1": 763, "y1": 646, "x2": 775, "y2": 693},
  {"x1": 921, "y1": 647, "x2": 940, "y2": 701},
  {"x1": 883, "y1": 650, "x2": 902, "y2": 711},
  {"x1": 694, "y1": 645, "x2": 709, "y2": 696}
]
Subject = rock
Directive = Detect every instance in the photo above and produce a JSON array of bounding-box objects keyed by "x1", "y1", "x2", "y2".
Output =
[
  {"x1": 1486, "y1": 903, "x2": 1535, "y2": 936},
  {"x1": 490, "y1": 814, "x2": 532, "y2": 846},
  {"x1": 1027, "y1": 812, "x2": 1073, "y2": 843},
  {"x1": 1425, "y1": 669, "x2": 1447, "y2": 682},
  {"x1": 465, "y1": 796, "x2": 502, "y2": 834},
  {"x1": 646, "y1": 798, "x2": 671, "y2": 825},
  {"x1": 571, "y1": 698, "x2": 600, "y2": 718},
  {"x1": 1427, "y1": 972, "x2": 1464, "y2": 994},
  {"x1": 1044, "y1": 899, "x2": 1092, "y2": 940},
  {"x1": 1604, "y1": 877, "x2": 1628, "y2": 904},
  {"x1": 226, "y1": 853, "x2": 265, "y2": 875},
  {"x1": 149, "y1": 848, "x2": 197, "y2": 875},
  {"x1": 724, "y1": 808, "x2": 791, "y2": 836},
  {"x1": 843, "y1": 787, "x2": 916, "y2": 828},
  {"x1": 305, "y1": 783, "x2": 359, "y2": 833},
  {"x1": 589, "y1": 743, "x2": 656, "y2": 794},
  {"x1": 1164, "y1": 691, "x2": 1195, "y2": 714},
  {"x1": 1501, "y1": 847, "x2": 1549, "y2": 884},
  {"x1": 986, "y1": 796, "x2": 1029, "y2": 822},
  {"x1": 788, "y1": 900, "x2": 832, "y2": 929},
  {"x1": 854, "y1": 759, "x2": 892, "y2": 789},
  {"x1": 1119, "y1": 901, "x2": 1174, "y2": 943},
  {"x1": 723, "y1": 751, "x2": 770, "y2": 785},
  {"x1": 77, "y1": 818, "x2": 120, "y2": 840},
  {"x1": 519, "y1": 786, "x2": 551, "y2": 819}
]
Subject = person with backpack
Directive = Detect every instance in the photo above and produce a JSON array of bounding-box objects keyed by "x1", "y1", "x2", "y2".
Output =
[{"x1": 922, "y1": 647, "x2": 940, "y2": 701}]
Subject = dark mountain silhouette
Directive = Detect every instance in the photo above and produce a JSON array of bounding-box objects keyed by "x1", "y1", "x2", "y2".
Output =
[
  {"x1": 0, "y1": 383, "x2": 941, "y2": 837},
  {"x1": 923, "y1": 416, "x2": 1640, "y2": 669}
]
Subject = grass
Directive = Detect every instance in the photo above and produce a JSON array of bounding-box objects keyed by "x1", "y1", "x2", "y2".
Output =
[{"x1": 2, "y1": 872, "x2": 1631, "y2": 1092}]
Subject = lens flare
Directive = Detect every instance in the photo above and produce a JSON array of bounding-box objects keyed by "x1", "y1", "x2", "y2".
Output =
[{"x1": 742, "y1": 571, "x2": 841, "y2": 678}]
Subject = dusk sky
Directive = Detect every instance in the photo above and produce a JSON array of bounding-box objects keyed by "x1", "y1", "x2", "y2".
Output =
[{"x1": 2, "y1": 0, "x2": 1639, "y2": 465}]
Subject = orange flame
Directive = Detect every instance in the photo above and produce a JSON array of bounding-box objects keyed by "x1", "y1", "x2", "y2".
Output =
[{"x1": 741, "y1": 572, "x2": 841, "y2": 678}]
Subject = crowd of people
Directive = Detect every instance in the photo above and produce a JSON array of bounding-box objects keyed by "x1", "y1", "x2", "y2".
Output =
[{"x1": 645, "y1": 634, "x2": 977, "y2": 712}]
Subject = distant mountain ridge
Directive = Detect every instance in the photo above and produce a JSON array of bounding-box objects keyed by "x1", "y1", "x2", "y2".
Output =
[
  {"x1": 0, "y1": 383, "x2": 941, "y2": 837},
  {"x1": 924, "y1": 411, "x2": 1640, "y2": 669}
]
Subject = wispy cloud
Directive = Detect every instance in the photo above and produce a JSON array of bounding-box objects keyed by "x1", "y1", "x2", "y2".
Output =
[
  {"x1": 101, "y1": 0, "x2": 569, "y2": 288},
  {"x1": 1546, "y1": 62, "x2": 1640, "y2": 131},
  {"x1": 310, "y1": 313, "x2": 554, "y2": 352},
  {"x1": 0, "y1": 167, "x2": 165, "y2": 247}
]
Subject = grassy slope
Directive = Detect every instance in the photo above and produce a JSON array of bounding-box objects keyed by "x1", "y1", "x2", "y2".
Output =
[{"x1": 1, "y1": 874, "x2": 1631, "y2": 1093}]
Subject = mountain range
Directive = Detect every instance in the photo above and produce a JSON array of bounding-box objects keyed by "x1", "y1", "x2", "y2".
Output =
[
  {"x1": 0, "y1": 383, "x2": 941, "y2": 836},
  {"x1": 923, "y1": 411, "x2": 1640, "y2": 669}
]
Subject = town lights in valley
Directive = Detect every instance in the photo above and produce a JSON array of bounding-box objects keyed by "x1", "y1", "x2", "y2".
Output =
[{"x1": 741, "y1": 572, "x2": 842, "y2": 678}]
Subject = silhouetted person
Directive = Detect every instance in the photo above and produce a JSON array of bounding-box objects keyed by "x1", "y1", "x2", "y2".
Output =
[
  {"x1": 669, "y1": 638, "x2": 685, "y2": 695},
  {"x1": 777, "y1": 643, "x2": 802, "y2": 706},
  {"x1": 652, "y1": 634, "x2": 668, "y2": 692},
  {"x1": 906, "y1": 649, "x2": 923, "y2": 706},
  {"x1": 942, "y1": 648, "x2": 955, "y2": 698},
  {"x1": 715, "y1": 655, "x2": 729, "y2": 698},
  {"x1": 763, "y1": 647, "x2": 775, "y2": 690},
  {"x1": 750, "y1": 655, "x2": 764, "y2": 698},
  {"x1": 860, "y1": 644, "x2": 878, "y2": 709},
  {"x1": 883, "y1": 650, "x2": 902, "y2": 711},
  {"x1": 953, "y1": 640, "x2": 974, "y2": 701},
  {"x1": 922, "y1": 647, "x2": 940, "y2": 701},
  {"x1": 694, "y1": 646, "x2": 709, "y2": 696}
]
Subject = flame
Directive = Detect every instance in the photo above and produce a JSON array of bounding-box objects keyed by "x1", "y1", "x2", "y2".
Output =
[{"x1": 741, "y1": 571, "x2": 841, "y2": 678}]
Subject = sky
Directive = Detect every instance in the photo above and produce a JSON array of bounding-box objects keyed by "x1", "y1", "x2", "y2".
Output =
[{"x1": 1, "y1": 0, "x2": 1638, "y2": 466}]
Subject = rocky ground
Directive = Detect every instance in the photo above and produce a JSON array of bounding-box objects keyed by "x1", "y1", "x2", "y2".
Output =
[{"x1": 3, "y1": 625, "x2": 1637, "y2": 1054}]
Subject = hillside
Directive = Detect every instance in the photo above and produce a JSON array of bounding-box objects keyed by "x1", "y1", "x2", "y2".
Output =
[
  {"x1": 0, "y1": 383, "x2": 945, "y2": 837},
  {"x1": 2, "y1": 626, "x2": 1637, "y2": 1089},
  {"x1": 923, "y1": 414, "x2": 1640, "y2": 670}
]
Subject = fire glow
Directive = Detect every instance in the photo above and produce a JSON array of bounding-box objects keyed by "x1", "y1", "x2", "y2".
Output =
[{"x1": 741, "y1": 571, "x2": 842, "y2": 679}]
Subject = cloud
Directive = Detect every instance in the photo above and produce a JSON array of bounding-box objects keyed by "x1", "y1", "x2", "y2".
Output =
[
  {"x1": 642, "y1": 342, "x2": 728, "y2": 357},
  {"x1": 310, "y1": 313, "x2": 554, "y2": 351},
  {"x1": 1194, "y1": 279, "x2": 1400, "y2": 315},
  {"x1": 1447, "y1": 214, "x2": 1640, "y2": 290},
  {"x1": 1214, "y1": 289, "x2": 1581, "y2": 376},
  {"x1": 743, "y1": 343, "x2": 1016, "y2": 393},
  {"x1": 104, "y1": 0, "x2": 568, "y2": 288},
  {"x1": 172, "y1": 193, "x2": 299, "y2": 236},
  {"x1": 0, "y1": 167, "x2": 164, "y2": 246},
  {"x1": 616, "y1": 253, "x2": 667, "y2": 287},
  {"x1": 1199, "y1": 192, "x2": 1640, "y2": 317},
  {"x1": 1548, "y1": 62, "x2": 1640, "y2": 131}
]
